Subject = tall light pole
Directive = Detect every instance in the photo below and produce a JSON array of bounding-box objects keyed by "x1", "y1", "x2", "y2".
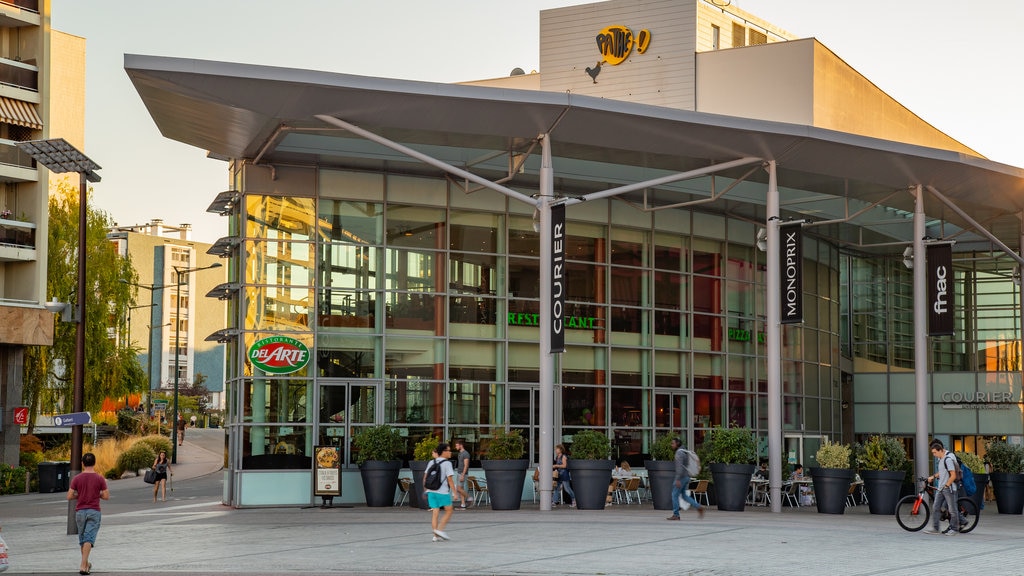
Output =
[
  {"x1": 17, "y1": 138, "x2": 100, "y2": 535},
  {"x1": 172, "y1": 262, "x2": 221, "y2": 463}
]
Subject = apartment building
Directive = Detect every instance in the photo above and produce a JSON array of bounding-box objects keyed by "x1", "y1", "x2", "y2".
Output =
[{"x1": 0, "y1": 0, "x2": 85, "y2": 466}]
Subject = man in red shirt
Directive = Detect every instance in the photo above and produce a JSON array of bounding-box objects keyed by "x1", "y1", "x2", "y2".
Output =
[{"x1": 67, "y1": 452, "x2": 110, "y2": 575}]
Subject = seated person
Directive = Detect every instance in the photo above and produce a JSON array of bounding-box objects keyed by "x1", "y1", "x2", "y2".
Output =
[{"x1": 791, "y1": 463, "x2": 813, "y2": 506}]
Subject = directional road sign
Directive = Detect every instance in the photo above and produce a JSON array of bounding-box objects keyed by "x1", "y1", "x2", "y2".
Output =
[{"x1": 53, "y1": 412, "x2": 91, "y2": 427}]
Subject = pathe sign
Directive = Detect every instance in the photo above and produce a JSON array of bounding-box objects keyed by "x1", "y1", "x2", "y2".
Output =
[{"x1": 248, "y1": 336, "x2": 310, "y2": 375}]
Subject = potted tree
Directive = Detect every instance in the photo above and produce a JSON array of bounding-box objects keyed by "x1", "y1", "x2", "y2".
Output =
[
  {"x1": 809, "y1": 439, "x2": 854, "y2": 514},
  {"x1": 480, "y1": 428, "x2": 528, "y2": 510},
  {"x1": 566, "y1": 429, "x2": 614, "y2": 510},
  {"x1": 409, "y1": 434, "x2": 441, "y2": 509},
  {"x1": 644, "y1": 432, "x2": 680, "y2": 511},
  {"x1": 855, "y1": 435, "x2": 908, "y2": 515},
  {"x1": 956, "y1": 450, "x2": 987, "y2": 514},
  {"x1": 352, "y1": 424, "x2": 405, "y2": 507},
  {"x1": 985, "y1": 439, "x2": 1024, "y2": 514},
  {"x1": 701, "y1": 425, "x2": 757, "y2": 511}
]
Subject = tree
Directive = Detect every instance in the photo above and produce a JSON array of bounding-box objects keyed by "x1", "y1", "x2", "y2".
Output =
[{"x1": 21, "y1": 178, "x2": 144, "y2": 428}]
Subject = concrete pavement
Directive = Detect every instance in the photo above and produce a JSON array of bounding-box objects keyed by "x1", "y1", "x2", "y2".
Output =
[{"x1": 3, "y1": 432, "x2": 1024, "y2": 575}]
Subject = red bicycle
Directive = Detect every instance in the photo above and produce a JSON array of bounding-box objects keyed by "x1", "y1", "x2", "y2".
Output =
[{"x1": 895, "y1": 476, "x2": 979, "y2": 533}]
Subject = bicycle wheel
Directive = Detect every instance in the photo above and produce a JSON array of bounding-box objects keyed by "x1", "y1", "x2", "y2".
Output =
[
  {"x1": 956, "y1": 497, "x2": 979, "y2": 533},
  {"x1": 895, "y1": 495, "x2": 930, "y2": 531}
]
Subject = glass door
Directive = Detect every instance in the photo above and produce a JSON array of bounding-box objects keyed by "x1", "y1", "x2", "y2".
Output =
[
  {"x1": 785, "y1": 434, "x2": 828, "y2": 469},
  {"x1": 654, "y1": 392, "x2": 690, "y2": 447},
  {"x1": 509, "y1": 387, "x2": 539, "y2": 463}
]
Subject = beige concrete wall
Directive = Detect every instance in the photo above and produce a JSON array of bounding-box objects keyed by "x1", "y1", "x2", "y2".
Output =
[
  {"x1": 811, "y1": 42, "x2": 979, "y2": 157},
  {"x1": 696, "y1": 39, "x2": 980, "y2": 157},
  {"x1": 696, "y1": 38, "x2": 814, "y2": 125}
]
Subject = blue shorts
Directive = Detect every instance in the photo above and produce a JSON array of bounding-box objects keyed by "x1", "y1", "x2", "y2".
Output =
[
  {"x1": 427, "y1": 492, "x2": 453, "y2": 509},
  {"x1": 75, "y1": 509, "x2": 102, "y2": 547}
]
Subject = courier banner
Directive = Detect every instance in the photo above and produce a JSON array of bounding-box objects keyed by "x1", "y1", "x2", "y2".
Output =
[
  {"x1": 926, "y1": 243, "x2": 954, "y2": 336},
  {"x1": 779, "y1": 223, "x2": 803, "y2": 324},
  {"x1": 550, "y1": 203, "x2": 566, "y2": 353}
]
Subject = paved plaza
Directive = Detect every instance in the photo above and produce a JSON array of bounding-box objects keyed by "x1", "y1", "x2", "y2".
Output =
[{"x1": 3, "y1": 429, "x2": 1023, "y2": 575}]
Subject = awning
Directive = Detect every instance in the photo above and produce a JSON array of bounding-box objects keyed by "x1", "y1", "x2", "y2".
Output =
[{"x1": 0, "y1": 97, "x2": 42, "y2": 129}]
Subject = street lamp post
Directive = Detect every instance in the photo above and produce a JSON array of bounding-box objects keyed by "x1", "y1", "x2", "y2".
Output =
[
  {"x1": 16, "y1": 139, "x2": 99, "y2": 536},
  {"x1": 171, "y1": 262, "x2": 221, "y2": 463}
]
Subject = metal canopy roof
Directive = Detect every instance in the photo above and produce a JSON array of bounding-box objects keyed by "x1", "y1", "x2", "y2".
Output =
[{"x1": 124, "y1": 54, "x2": 1024, "y2": 254}]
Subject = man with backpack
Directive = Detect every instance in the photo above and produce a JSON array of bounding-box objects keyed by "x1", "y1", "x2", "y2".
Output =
[
  {"x1": 667, "y1": 438, "x2": 704, "y2": 521},
  {"x1": 423, "y1": 442, "x2": 456, "y2": 541},
  {"x1": 925, "y1": 439, "x2": 959, "y2": 535}
]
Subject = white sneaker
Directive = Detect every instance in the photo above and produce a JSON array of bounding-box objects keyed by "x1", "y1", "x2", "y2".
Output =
[
  {"x1": 436, "y1": 530, "x2": 450, "y2": 541},
  {"x1": 432, "y1": 536, "x2": 439, "y2": 542},
  {"x1": 942, "y1": 528, "x2": 957, "y2": 536},
  {"x1": 924, "y1": 529, "x2": 941, "y2": 535}
]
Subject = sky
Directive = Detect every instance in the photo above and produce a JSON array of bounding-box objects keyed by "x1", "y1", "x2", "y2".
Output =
[{"x1": 51, "y1": 0, "x2": 1023, "y2": 244}]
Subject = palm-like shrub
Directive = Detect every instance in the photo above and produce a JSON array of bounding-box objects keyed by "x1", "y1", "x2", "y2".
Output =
[
  {"x1": 485, "y1": 429, "x2": 525, "y2": 460},
  {"x1": 815, "y1": 440, "x2": 852, "y2": 469},
  {"x1": 570, "y1": 430, "x2": 611, "y2": 460}
]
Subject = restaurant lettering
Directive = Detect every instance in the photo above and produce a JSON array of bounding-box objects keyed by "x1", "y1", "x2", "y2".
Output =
[{"x1": 248, "y1": 336, "x2": 310, "y2": 375}]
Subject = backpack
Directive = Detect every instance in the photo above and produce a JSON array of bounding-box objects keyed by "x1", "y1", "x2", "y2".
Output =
[
  {"x1": 681, "y1": 448, "x2": 701, "y2": 477},
  {"x1": 955, "y1": 456, "x2": 977, "y2": 496},
  {"x1": 424, "y1": 459, "x2": 445, "y2": 490}
]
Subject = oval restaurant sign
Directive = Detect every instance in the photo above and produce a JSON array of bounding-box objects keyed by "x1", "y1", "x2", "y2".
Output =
[
  {"x1": 248, "y1": 336, "x2": 310, "y2": 375},
  {"x1": 596, "y1": 25, "x2": 651, "y2": 66}
]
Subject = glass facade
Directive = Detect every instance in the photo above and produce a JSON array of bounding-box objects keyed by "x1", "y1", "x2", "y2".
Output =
[{"x1": 225, "y1": 168, "x2": 845, "y2": 472}]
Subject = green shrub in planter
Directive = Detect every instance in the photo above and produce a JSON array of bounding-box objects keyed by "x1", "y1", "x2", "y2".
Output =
[
  {"x1": 353, "y1": 425, "x2": 405, "y2": 465},
  {"x1": 570, "y1": 430, "x2": 611, "y2": 460},
  {"x1": 815, "y1": 440, "x2": 852, "y2": 469},
  {"x1": 485, "y1": 429, "x2": 525, "y2": 460},
  {"x1": 650, "y1": 431, "x2": 681, "y2": 461},
  {"x1": 985, "y1": 440, "x2": 1024, "y2": 473},
  {"x1": 413, "y1": 434, "x2": 442, "y2": 461},
  {"x1": 700, "y1": 426, "x2": 756, "y2": 465},
  {"x1": 116, "y1": 442, "x2": 156, "y2": 475},
  {"x1": 856, "y1": 435, "x2": 908, "y2": 471},
  {"x1": 956, "y1": 451, "x2": 986, "y2": 474}
]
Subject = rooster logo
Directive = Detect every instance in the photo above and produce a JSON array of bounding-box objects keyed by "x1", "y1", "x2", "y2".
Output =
[{"x1": 585, "y1": 61, "x2": 602, "y2": 83}]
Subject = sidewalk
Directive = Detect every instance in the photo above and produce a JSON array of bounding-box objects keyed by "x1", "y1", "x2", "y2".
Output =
[
  {"x1": 4, "y1": 473, "x2": 1024, "y2": 575},
  {"x1": 166, "y1": 427, "x2": 225, "y2": 481}
]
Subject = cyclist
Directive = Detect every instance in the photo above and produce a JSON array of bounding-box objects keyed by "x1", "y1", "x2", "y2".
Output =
[{"x1": 924, "y1": 439, "x2": 959, "y2": 535}]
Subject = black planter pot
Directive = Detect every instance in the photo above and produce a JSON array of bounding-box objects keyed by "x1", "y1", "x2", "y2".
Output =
[
  {"x1": 709, "y1": 463, "x2": 756, "y2": 511},
  {"x1": 359, "y1": 460, "x2": 402, "y2": 507},
  {"x1": 989, "y1": 472, "x2": 1024, "y2": 514},
  {"x1": 644, "y1": 460, "x2": 676, "y2": 510},
  {"x1": 409, "y1": 461, "x2": 428, "y2": 509},
  {"x1": 481, "y1": 460, "x2": 529, "y2": 510},
  {"x1": 809, "y1": 467, "x2": 855, "y2": 514},
  {"x1": 971, "y1": 473, "x2": 989, "y2": 513},
  {"x1": 860, "y1": 470, "x2": 906, "y2": 515},
  {"x1": 567, "y1": 459, "x2": 614, "y2": 510}
]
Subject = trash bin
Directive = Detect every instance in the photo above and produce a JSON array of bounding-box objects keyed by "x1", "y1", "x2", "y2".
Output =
[
  {"x1": 38, "y1": 461, "x2": 71, "y2": 493},
  {"x1": 56, "y1": 461, "x2": 70, "y2": 491}
]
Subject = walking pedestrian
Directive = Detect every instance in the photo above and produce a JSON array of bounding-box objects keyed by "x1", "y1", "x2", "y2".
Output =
[
  {"x1": 553, "y1": 444, "x2": 576, "y2": 507},
  {"x1": 176, "y1": 413, "x2": 186, "y2": 446},
  {"x1": 151, "y1": 451, "x2": 172, "y2": 502},
  {"x1": 67, "y1": 452, "x2": 110, "y2": 575},
  {"x1": 454, "y1": 439, "x2": 471, "y2": 509},
  {"x1": 424, "y1": 442, "x2": 456, "y2": 541},
  {"x1": 667, "y1": 438, "x2": 704, "y2": 520},
  {"x1": 925, "y1": 439, "x2": 960, "y2": 535}
]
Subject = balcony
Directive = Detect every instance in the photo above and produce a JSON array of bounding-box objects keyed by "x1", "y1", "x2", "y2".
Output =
[
  {"x1": 0, "y1": 1, "x2": 40, "y2": 29},
  {"x1": 0, "y1": 216, "x2": 35, "y2": 262},
  {"x1": 0, "y1": 57, "x2": 36, "y2": 92}
]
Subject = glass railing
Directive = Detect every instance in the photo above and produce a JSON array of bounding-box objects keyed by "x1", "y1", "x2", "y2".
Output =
[
  {"x1": 0, "y1": 58, "x2": 36, "y2": 91},
  {"x1": 0, "y1": 217, "x2": 34, "y2": 249},
  {"x1": 0, "y1": 138, "x2": 34, "y2": 169},
  {"x1": 0, "y1": 1, "x2": 39, "y2": 13}
]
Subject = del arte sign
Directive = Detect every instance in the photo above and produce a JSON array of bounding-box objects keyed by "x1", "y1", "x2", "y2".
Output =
[{"x1": 248, "y1": 336, "x2": 310, "y2": 375}]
